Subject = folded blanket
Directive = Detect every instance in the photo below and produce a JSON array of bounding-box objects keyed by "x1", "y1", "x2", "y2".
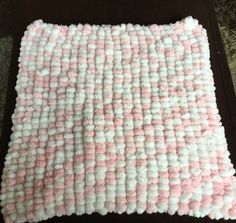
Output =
[{"x1": 1, "y1": 16, "x2": 236, "y2": 223}]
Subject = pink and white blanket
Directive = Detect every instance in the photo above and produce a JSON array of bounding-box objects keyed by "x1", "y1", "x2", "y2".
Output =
[{"x1": 1, "y1": 16, "x2": 236, "y2": 223}]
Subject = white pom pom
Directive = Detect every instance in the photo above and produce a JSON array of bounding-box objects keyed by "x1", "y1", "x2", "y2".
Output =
[{"x1": 183, "y1": 16, "x2": 198, "y2": 30}]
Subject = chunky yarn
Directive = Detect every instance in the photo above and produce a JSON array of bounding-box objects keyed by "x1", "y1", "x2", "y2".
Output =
[{"x1": 1, "y1": 16, "x2": 236, "y2": 223}]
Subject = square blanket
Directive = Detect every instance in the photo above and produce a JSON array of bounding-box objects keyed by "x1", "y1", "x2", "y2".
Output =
[{"x1": 1, "y1": 16, "x2": 236, "y2": 223}]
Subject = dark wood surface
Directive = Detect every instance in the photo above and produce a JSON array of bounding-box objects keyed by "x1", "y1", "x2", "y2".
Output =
[{"x1": 1, "y1": 0, "x2": 236, "y2": 222}]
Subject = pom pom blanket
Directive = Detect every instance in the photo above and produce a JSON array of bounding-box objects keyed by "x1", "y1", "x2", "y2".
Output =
[{"x1": 1, "y1": 16, "x2": 236, "y2": 223}]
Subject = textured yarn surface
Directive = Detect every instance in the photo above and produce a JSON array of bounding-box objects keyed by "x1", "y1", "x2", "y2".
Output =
[{"x1": 1, "y1": 16, "x2": 236, "y2": 223}]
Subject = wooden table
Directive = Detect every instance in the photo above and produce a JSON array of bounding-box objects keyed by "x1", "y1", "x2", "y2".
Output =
[{"x1": 1, "y1": 0, "x2": 236, "y2": 222}]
